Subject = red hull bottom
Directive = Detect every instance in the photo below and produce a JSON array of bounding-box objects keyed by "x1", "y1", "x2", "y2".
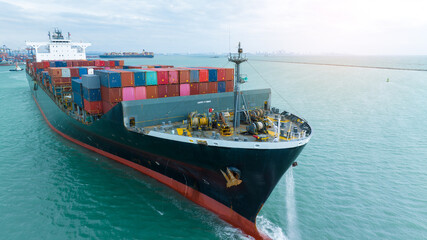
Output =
[{"x1": 32, "y1": 95, "x2": 271, "y2": 240}]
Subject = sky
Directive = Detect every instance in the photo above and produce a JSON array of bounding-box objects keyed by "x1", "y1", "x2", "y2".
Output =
[{"x1": 1, "y1": 0, "x2": 427, "y2": 55}]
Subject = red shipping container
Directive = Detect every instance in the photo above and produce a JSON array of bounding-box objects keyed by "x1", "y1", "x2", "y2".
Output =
[
  {"x1": 226, "y1": 80, "x2": 234, "y2": 92},
  {"x1": 95, "y1": 60, "x2": 105, "y2": 67},
  {"x1": 88, "y1": 60, "x2": 95, "y2": 66},
  {"x1": 207, "y1": 82, "x2": 218, "y2": 93},
  {"x1": 225, "y1": 68, "x2": 234, "y2": 81},
  {"x1": 190, "y1": 83, "x2": 199, "y2": 95},
  {"x1": 119, "y1": 60, "x2": 124, "y2": 66},
  {"x1": 135, "y1": 86, "x2": 146, "y2": 100},
  {"x1": 168, "y1": 70, "x2": 179, "y2": 84},
  {"x1": 69, "y1": 67, "x2": 80, "y2": 78},
  {"x1": 178, "y1": 69, "x2": 190, "y2": 83},
  {"x1": 101, "y1": 86, "x2": 122, "y2": 103},
  {"x1": 198, "y1": 69, "x2": 209, "y2": 82},
  {"x1": 146, "y1": 86, "x2": 158, "y2": 99},
  {"x1": 153, "y1": 69, "x2": 169, "y2": 85},
  {"x1": 167, "y1": 84, "x2": 180, "y2": 97},
  {"x1": 180, "y1": 84, "x2": 190, "y2": 96},
  {"x1": 199, "y1": 82, "x2": 209, "y2": 94},
  {"x1": 217, "y1": 68, "x2": 226, "y2": 81},
  {"x1": 102, "y1": 101, "x2": 117, "y2": 113},
  {"x1": 108, "y1": 61, "x2": 115, "y2": 67},
  {"x1": 158, "y1": 85, "x2": 167, "y2": 98},
  {"x1": 84, "y1": 100, "x2": 103, "y2": 114},
  {"x1": 42, "y1": 61, "x2": 50, "y2": 68}
]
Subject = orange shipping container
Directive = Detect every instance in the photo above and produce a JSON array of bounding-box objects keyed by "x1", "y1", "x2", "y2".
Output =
[
  {"x1": 35, "y1": 62, "x2": 44, "y2": 69},
  {"x1": 101, "y1": 86, "x2": 123, "y2": 103},
  {"x1": 51, "y1": 77, "x2": 71, "y2": 85},
  {"x1": 226, "y1": 80, "x2": 234, "y2": 92},
  {"x1": 146, "y1": 86, "x2": 158, "y2": 99},
  {"x1": 178, "y1": 69, "x2": 190, "y2": 83},
  {"x1": 111, "y1": 70, "x2": 134, "y2": 87},
  {"x1": 225, "y1": 68, "x2": 234, "y2": 81},
  {"x1": 49, "y1": 68, "x2": 62, "y2": 77}
]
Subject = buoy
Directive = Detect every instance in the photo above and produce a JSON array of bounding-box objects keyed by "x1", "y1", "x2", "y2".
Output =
[{"x1": 386, "y1": 78, "x2": 390, "y2": 82}]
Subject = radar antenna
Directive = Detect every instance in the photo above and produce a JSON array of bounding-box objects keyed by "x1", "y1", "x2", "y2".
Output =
[{"x1": 228, "y1": 42, "x2": 247, "y2": 129}]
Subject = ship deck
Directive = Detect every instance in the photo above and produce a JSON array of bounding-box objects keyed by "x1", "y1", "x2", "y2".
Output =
[{"x1": 128, "y1": 110, "x2": 311, "y2": 144}]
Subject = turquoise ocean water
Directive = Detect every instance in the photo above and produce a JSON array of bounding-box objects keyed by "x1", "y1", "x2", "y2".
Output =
[{"x1": 0, "y1": 56, "x2": 426, "y2": 239}]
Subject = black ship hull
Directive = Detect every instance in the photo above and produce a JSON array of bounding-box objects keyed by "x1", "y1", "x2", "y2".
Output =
[{"x1": 27, "y1": 73, "x2": 306, "y2": 239}]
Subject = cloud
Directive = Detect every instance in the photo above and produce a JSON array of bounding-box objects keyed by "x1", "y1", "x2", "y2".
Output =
[{"x1": 1, "y1": 0, "x2": 427, "y2": 54}]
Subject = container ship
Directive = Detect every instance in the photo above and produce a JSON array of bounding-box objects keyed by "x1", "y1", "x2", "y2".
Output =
[
  {"x1": 25, "y1": 29, "x2": 312, "y2": 240},
  {"x1": 100, "y1": 51, "x2": 154, "y2": 58}
]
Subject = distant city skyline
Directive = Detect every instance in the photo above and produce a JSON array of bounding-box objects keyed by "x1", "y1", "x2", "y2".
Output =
[{"x1": 1, "y1": 0, "x2": 427, "y2": 55}]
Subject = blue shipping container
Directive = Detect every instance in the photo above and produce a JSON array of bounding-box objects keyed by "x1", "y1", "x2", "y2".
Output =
[
  {"x1": 217, "y1": 81, "x2": 226, "y2": 93},
  {"x1": 78, "y1": 67, "x2": 88, "y2": 76},
  {"x1": 82, "y1": 74, "x2": 101, "y2": 89},
  {"x1": 208, "y1": 69, "x2": 217, "y2": 82},
  {"x1": 114, "y1": 60, "x2": 120, "y2": 66},
  {"x1": 54, "y1": 61, "x2": 66, "y2": 67},
  {"x1": 83, "y1": 87, "x2": 101, "y2": 102},
  {"x1": 72, "y1": 78, "x2": 83, "y2": 95},
  {"x1": 190, "y1": 70, "x2": 199, "y2": 83},
  {"x1": 124, "y1": 69, "x2": 146, "y2": 86},
  {"x1": 73, "y1": 93, "x2": 84, "y2": 108},
  {"x1": 95, "y1": 70, "x2": 121, "y2": 88}
]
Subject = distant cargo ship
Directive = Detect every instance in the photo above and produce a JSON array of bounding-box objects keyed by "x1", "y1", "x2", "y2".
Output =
[
  {"x1": 25, "y1": 29, "x2": 311, "y2": 240},
  {"x1": 100, "y1": 51, "x2": 154, "y2": 58}
]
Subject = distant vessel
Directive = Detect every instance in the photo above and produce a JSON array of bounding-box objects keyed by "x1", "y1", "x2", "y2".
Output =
[
  {"x1": 100, "y1": 51, "x2": 154, "y2": 58},
  {"x1": 25, "y1": 30, "x2": 312, "y2": 240},
  {"x1": 9, "y1": 62, "x2": 23, "y2": 71}
]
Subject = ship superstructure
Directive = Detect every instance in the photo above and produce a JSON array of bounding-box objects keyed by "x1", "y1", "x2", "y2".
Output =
[
  {"x1": 25, "y1": 30, "x2": 311, "y2": 240},
  {"x1": 26, "y1": 29, "x2": 90, "y2": 62}
]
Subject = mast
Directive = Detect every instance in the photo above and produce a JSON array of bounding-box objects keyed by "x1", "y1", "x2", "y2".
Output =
[{"x1": 228, "y1": 42, "x2": 247, "y2": 129}]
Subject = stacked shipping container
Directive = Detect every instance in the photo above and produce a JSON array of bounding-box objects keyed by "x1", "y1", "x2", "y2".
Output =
[
  {"x1": 82, "y1": 75, "x2": 102, "y2": 114},
  {"x1": 28, "y1": 60, "x2": 235, "y2": 116}
]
